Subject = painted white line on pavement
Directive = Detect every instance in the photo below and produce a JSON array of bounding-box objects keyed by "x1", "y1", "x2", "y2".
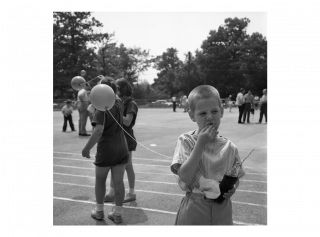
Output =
[
  {"x1": 54, "y1": 157, "x2": 170, "y2": 168},
  {"x1": 54, "y1": 157, "x2": 267, "y2": 173},
  {"x1": 54, "y1": 165, "x2": 174, "y2": 176},
  {"x1": 245, "y1": 172, "x2": 267, "y2": 176},
  {"x1": 53, "y1": 196, "x2": 176, "y2": 215},
  {"x1": 233, "y1": 221, "x2": 262, "y2": 226},
  {"x1": 53, "y1": 175, "x2": 268, "y2": 194},
  {"x1": 53, "y1": 181, "x2": 268, "y2": 198},
  {"x1": 236, "y1": 189, "x2": 267, "y2": 194},
  {"x1": 53, "y1": 165, "x2": 268, "y2": 176},
  {"x1": 54, "y1": 172, "x2": 176, "y2": 185},
  {"x1": 54, "y1": 181, "x2": 184, "y2": 196},
  {"x1": 53, "y1": 151, "x2": 172, "y2": 161},
  {"x1": 53, "y1": 196, "x2": 264, "y2": 225},
  {"x1": 240, "y1": 179, "x2": 267, "y2": 183},
  {"x1": 54, "y1": 165, "x2": 94, "y2": 170},
  {"x1": 53, "y1": 154, "x2": 268, "y2": 170},
  {"x1": 243, "y1": 166, "x2": 267, "y2": 170},
  {"x1": 232, "y1": 201, "x2": 267, "y2": 208}
]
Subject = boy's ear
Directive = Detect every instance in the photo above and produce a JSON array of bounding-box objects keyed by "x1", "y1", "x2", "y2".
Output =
[{"x1": 188, "y1": 110, "x2": 196, "y2": 122}]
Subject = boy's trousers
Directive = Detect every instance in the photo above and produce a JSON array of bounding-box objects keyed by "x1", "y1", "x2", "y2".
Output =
[{"x1": 63, "y1": 115, "x2": 75, "y2": 131}]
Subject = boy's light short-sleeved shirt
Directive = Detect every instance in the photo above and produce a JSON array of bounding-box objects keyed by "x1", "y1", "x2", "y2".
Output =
[
  {"x1": 62, "y1": 105, "x2": 73, "y2": 115},
  {"x1": 171, "y1": 130, "x2": 246, "y2": 193}
]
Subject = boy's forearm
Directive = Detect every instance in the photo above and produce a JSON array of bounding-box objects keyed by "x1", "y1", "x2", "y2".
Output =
[{"x1": 179, "y1": 142, "x2": 205, "y2": 184}]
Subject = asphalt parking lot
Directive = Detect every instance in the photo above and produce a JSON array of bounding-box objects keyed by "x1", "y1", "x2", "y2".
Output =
[{"x1": 53, "y1": 107, "x2": 267, "y2": 225}]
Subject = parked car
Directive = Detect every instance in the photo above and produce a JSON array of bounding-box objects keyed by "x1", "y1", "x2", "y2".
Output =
[
  {"x1": 53, "y1": 103, "x2": 58, "y2": 108},
  {"x1": 152, "y1": 100, "x2": 173, "y2": 107}
]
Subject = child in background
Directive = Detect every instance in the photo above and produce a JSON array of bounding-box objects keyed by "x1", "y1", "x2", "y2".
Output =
[
  {"x1": 82, "y1": 77, "x2": 129, "y2": 224},
  {"x1": 226, "y1": 95, "x2": 232, "y2": 112},
  {"x1": 61, "y1": 100, "x2": 76, "y2": 132},
  {"x1": 171, "y1": 85, "x2": 246, "y2": 225},
  {"x1": 104, "y1": 78, "x2": 138, "y2": 203}
]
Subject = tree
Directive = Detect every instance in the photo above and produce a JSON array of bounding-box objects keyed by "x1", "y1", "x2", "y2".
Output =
[
  {"x1": 53, "y1": 12, "x2": 103, "y2": 98},
  {"x1": 153, "y1": 48, "x2": 183, "y2": 96},
  {"x1": 196, "y1": 17, "x2": 267, "y2": 98},
  {"x1": 91, "y1": 32, "x2": 119, "y2": 77},
  {"x1": 240, "y1": 32, "x2": 267, "y2": 93},
  {"x1": 121, "y1": 47, "x2": 152, "y2": 85}
]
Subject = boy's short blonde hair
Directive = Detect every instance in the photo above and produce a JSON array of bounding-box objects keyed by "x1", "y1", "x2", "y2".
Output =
[{"x1": 188, "y1": 85, "x2": 222, "y2": 112}]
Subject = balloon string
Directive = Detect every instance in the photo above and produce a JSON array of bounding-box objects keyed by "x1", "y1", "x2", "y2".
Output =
[
  {"x1": 80, "y1": 75, "x2": 104, "y2": 85},
  {"x1": 105, "y1": 109, "x2": 172, "y2": 160}
]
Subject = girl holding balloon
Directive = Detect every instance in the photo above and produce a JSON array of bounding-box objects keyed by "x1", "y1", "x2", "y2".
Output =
[
  {"x1": 81, "y1": 77, "x2": 129, "y2": 223},
  {"x1": 104, "y1": 78, "x2": 138, "y2": 203}
]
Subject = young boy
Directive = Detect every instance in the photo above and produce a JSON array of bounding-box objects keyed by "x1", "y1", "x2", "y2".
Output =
[
  {"x1": 61, "y1": 100, "x2": 76, "y2": 132},
  {"x1": 171, "y1": 85, "x2": 246, "y2": 225}
]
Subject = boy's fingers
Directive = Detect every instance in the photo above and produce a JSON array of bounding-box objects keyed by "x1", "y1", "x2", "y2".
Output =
[
  {"x1": 201, "y1": 125, "x2": 210, "y2": 133},
  {"x1": 208, "y1": 125, "x2": 217, "y2": 135}
]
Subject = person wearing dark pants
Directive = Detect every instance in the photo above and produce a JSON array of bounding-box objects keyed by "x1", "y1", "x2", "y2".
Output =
[
  {"x1": 258, "y1": 89, "x2": 267, "y2": 123},
  {"x1": 63, "y1": 114, "x2": 75, "y2": 131},
  {"x1": 242, "y1": 90, "x2": 254, "y2": 123},
  {"x1": 172, "y1": 95, "x2": 177, "y2": 112},
  {"x1": 236, "y1": 88, "x2": 245, "y2": 123},
  {"x1": 62, "y1": 100, "x2": 76, "y2": 132},
  {"x1": 238, "y1": 105, "x2": 245, "y2": 123},
  {"x1": 243, "y1": 103, "x2": 252, "y2": 123}
]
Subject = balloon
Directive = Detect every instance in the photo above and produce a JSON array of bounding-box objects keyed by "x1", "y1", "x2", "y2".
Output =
[
  {"x1": 80, "y1": 70, "x2": 86, "y2": 77},
  {"x1": 89, "y1": 84, "x2": 115, "y2": 111},
  {"x1": 71, "y1": 76, "x2": 86, "y2": 91}
]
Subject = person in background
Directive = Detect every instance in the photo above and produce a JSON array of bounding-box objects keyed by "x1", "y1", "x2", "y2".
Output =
[
  {"x1": 258, "y1": 89, "x2": 267, "y2": 123},
  {"x1": 172, "y1": 95, "x2": 177, "y2": 112},
  {"x1": 236, "y1": 88, "x2": 245, "y2": 124},
  {"x1": 86, "y1": 88, "x2": 95, "y2": 133},
  {"x1": 254, "y1": 94, "x2": 260, "y2": 110},
  {"x1": 181, "y1": 94, "x2": 188, "y2": 112},
  {"x1": 61, "y1": 99, "x2": 76, "y2": 132},
  {"x1": 77, "y1": 83, "x2": 91, "y2": 136},
  {"x1": 242, "y1": 90, "x2": 254, "y2": 124},
  {"x1": 226, "y1": 95, "x2": 232, "y2": 112}
]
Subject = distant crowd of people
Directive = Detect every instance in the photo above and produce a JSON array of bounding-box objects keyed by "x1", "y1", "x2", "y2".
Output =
[{"x1": 236, "y1": 88, "x2": 267, "y2": 124}]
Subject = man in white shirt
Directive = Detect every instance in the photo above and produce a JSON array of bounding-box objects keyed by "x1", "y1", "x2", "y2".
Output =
[
  {"x1": 236, "y1": 88, "x2": 245, "y2": 124},
  {"x1": 258, "y1": 89, "x2": 267, "y2": 123},
  {"x1": 77, "y1": 83, "x2": 91, "y2": 136}
]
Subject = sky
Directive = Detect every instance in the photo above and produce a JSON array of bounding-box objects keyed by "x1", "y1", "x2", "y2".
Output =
[{"x1": 90, "y1": 12, "x2": 267, "y2": 84}]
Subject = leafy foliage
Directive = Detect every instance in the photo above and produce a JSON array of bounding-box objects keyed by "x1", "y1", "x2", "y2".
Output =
[{"x1": 53, "y1": 14, "x2": 267, "y2": 100}]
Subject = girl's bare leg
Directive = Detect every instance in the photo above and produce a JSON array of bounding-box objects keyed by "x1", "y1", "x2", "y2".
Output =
[
  {"x1": 111, "y1": 164, "x2": 126, "y2": 206},
  {"x1": 95, "y1": 166, "x2": 110, "y2": 204}
]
